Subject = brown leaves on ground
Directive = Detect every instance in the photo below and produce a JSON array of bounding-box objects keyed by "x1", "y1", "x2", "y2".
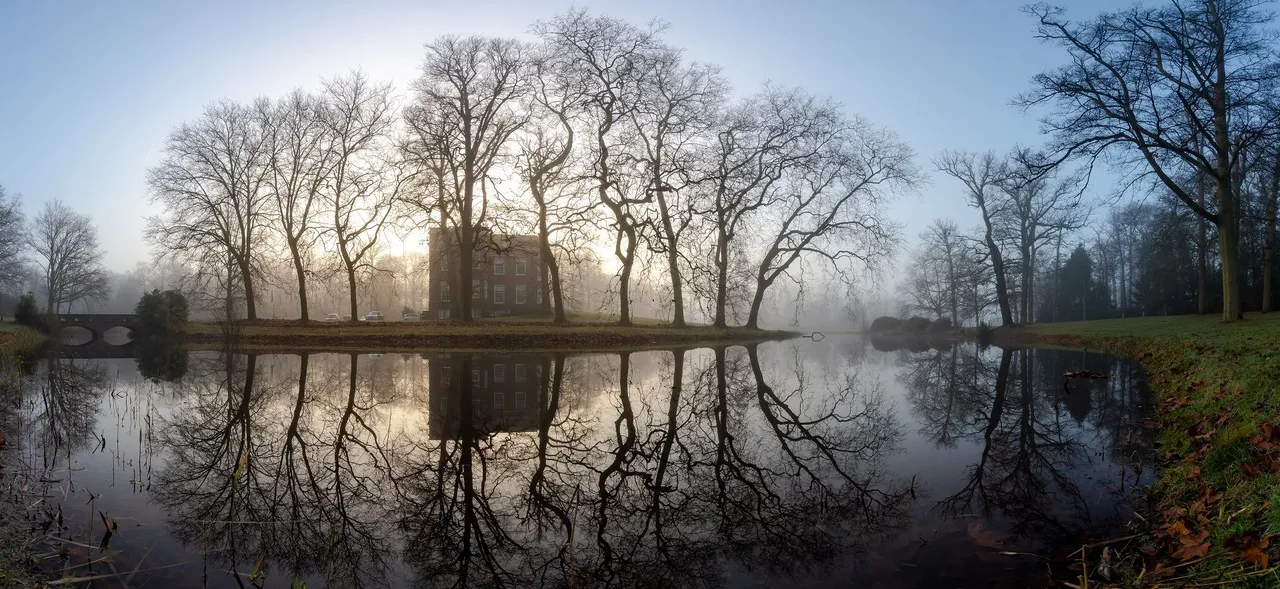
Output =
[{"x1": 1227, "y1": 533, "x2": 1271, "y2": 569}]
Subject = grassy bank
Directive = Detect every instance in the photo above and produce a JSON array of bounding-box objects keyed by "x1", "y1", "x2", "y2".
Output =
[
  {"x1": 1008, "y1": 313, "x2": 1280, "y2": 586},
  {"x1": 180, "y1": 317, "x2": 800, "y2": 353}
]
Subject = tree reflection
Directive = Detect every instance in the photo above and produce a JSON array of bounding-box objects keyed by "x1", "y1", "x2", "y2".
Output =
[
  {"x1": 26, "y1": 353, "x2": 111, "y2": 467},
  {"x1": 152, "y1": 352, "x2": 402, "y2": 587},
  {"x1": 908, "y1": 345, "x2": 1152, "y2": 550},
  {"x1": 143, "y1": 345, "x2": 910, "y2": 588}
]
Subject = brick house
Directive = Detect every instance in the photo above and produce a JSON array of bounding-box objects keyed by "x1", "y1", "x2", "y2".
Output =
[
  {"x1": 427, "y1": 353, "x2": 549, "y2": 440},
  {"x1": 426, "y1": 227, "x2": 544, "y2": 319}
]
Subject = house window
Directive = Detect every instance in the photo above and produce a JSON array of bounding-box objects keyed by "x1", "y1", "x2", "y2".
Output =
[
  {"x1": 471, "y1": 369, "x2": 481, "y2": 386},
  {"x1": 514, "y1": 364, "x2": 527, "y2": 383},
  {"x1": 472, "y1": 279, "x2": 481, "y2": 300},
  {"x1": 514, "y1": 259, "x2": 526, "y2": 276},
  {"x1": 438, "y1": 309, "x2": 451, "y2": 319},
  {"x1": 440, "y1": 280, "x2": 451, "y2": 302},
  {"x1": 515, "y1": 285, "x2": 527, "y2": 304},
  {"x1": 515, "y1": 392, "x2": 526, "y2": 409},
  {"x1": 493, "y1": 284, "x2": 506, "y2": 304},
  {"x1": 441, "y1": 258, "x2": 449, "y2": 272},
  {"x1": 441, "y1": 368, "x2": 451, "y2": 385},
  {"x1": 471, "y1": 308, "x2": 481, "y2": 318},
  {"x1": 493, "y1": 392, "x2": 505, "y2": 410},
  {"x1": 494, "y1": 258, "x2": 505, "y2": 276},
  {"x1": 536, "y1": 287, "x2": 542, "y2": 305},
  {"x1": 493, "y1": 364, "x2": 505, "y2": 383}
]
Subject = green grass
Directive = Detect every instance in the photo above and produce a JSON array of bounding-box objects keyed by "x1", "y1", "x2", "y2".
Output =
[
  {"x1": 1013, "y1": 313, "x2": 1280, "y2": 583},
  {"x1": 180, "y1": 316, "x2": 796, "y2": 353}
]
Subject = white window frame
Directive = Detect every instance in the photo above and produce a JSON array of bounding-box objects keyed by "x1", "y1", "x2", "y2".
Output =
[
  {"x1": 438, "y1": 309, "x2": 451, "y2": 319},
  {"x1": 514, "y1": 364, "x2": 527, "y2": 383},
  {"x1": 471, "y1": 369, "x2": 481, "y2": 386},
  {"x1": 514, "y1": 392, "x2": 526, "y2": 409},
  {"x1": 493, "y1": 284, "x2": 506, "y2": 304},
  {"x1": 493, "y1": 392, "x2": 505, "y2": 409},
  {"x1": 514, "y1": 258, "x2": 526, "y2": 276},
  {"x1": 515, "y1": 285, "x2": 527, "y2": 304},
  {"x1": 472, "y1": 279, "x2": 481, "y2": 300},
  {"x1": 493, "y1": 364, "x2": 505, "y2": 383},
  {"x1": 440, "y1": 257, "x2": 449, "y2": 272},
  {"x1": 441, "y1": 368, "x2": 451, "y2": 385},
  {"x1": 493, "y1": 258, "x2": 505, "y2": 276},
  {"x1": 440, "y1": 280, "x2": 451, "y2": 302}
]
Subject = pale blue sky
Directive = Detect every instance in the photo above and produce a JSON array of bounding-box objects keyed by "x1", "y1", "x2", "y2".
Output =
[{"x1": 0, "y1": 0, "x2": 1116, "y2": 271}]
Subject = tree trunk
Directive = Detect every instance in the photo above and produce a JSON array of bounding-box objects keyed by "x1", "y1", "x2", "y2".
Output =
[
  {"x1": 534, "y1": 193, "x2": 565, "y2": 323},
  {"x1": 746, "y1": 272, "x2": 769, "y2": 330},
  {"x1": 240, "y1": 257, "x2": 257, "y2": 320},
  {"x1": 713, "y1": 222, "x2": 729, "y2": 328},
  {"x1": 289, "y1": 238, "x2": 309, "y2": 321},
  {"x1": 618, "y1": 231, "x2": 636, "y2": 327},
  {"x1": 1264, "y1": 192, "x2": 1278, "y2": 313},
  {"x1": 1217, "y1": 197, "x2": 1243, "y2": 321},
  {"x1": 654, "y1": 188, "x2": 685, "y2": 327},
  {"x1": 346, "y1": 265, "x2": 358, "y2": 321},
  {"x1": 459, "y1": 226, "x2": 475, "y2": 323},
  {"x1": 1263, "y1": 153, "x2": 1279, "y2": 313},
  {"x1": 982, "y1": 222, "x2": 1013, "y2": 326}
]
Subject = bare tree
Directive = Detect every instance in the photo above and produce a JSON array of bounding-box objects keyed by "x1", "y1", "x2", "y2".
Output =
[
  {"x1": 696, "y1": 86, "x2": 841, "y2": 327},
  {"x1": 936, "y1": 150, "x2": 1015, "y2": 326},
  {"x1": 319, "y1": 72, "x2": 403, "y2": 321},
  {"x1": 147, "y1": 99, "x2": 273, "y2": 320},
  {"x1": 999, "y1": 154, "x2": 1087, "y2": 323},
  {"x1": 261, "y1": 90, "x2": 333, "y2": 321},
  {"x1": 0, "y1": 185, "x2": 25, "y2": 292},
  {"x1": 403, "y1": 36, "x2": 526, "y2": 322},
  {"x1": 536, "y1": 10, "x2": 665, "y2": 326},
  {"x1": 1019, "y1": 0, "x2": 1280, "y2": 321},
  {"x1": 746, "y1": 120, "x2": 915, "y2": 329},
  {"x1": 29, "y1": 200, "x2": 110, "y2": 313},
  {"x1": 515, "y1": 44, "x2": 591, "y2": 323},
  {"x1": 901, "y1": 219, "x2": 965, "y2": 321},
  {"x1": 1265, "y1": 146, "x2": 1280, "y2": 312},
  {"x1": 627, "y1": 46, "x2": 727, "y2": 327}
]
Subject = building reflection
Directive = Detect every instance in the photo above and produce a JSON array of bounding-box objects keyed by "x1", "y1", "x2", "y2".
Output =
[{"x1": 427, "y1": 354, "x2": 550, "y2": 439}]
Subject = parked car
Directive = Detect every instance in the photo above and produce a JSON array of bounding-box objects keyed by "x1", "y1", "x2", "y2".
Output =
[
  {"x1": 365, "y1": 311, "x2": 385, "y2": 321},
  {"x1": 402, "y1": 313, "x2": 420, "y2": 321},
  {"x1": 343, "y1": 314, "x2": 352, "y2": 321},
  {"x1": 323, "y1": 313, "x2": 340, "y2": 322}
]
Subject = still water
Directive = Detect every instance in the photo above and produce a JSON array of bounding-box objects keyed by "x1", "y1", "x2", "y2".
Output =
[{"x1": 5, "y1": 335, "x2": 1153, "y2": 588}]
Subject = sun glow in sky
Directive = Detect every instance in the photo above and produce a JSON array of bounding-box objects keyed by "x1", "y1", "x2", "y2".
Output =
[{"x1": 0, "y1": 0, "x2": 1119, "y2": 276}]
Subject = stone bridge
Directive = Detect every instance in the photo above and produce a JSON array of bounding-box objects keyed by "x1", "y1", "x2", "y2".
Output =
[{"x1": 54, "y1": 314, "x2": 140, "y2": 346}]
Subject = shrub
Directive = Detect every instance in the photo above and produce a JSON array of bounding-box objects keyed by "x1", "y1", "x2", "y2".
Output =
[
  {"x1": 14, "y1": 292, "x2": 45, "y2": 332},
  {"x1": 869, "y1": 316, "x2": 902, "y2": 333},
  {"x1": 903, "y1": 316, "x2": 932, "y2": 332},
  {"x1": 134, "y1": 289, "x2": 189, "y2": 336},
  {"x1": 927, "y1": 317, "x2": 954, "y2": 332}
]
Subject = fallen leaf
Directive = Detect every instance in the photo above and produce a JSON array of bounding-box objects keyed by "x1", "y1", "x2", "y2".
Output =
[{"x1": 1240, "y1": 546, "x2": 1269, "y2": 568}]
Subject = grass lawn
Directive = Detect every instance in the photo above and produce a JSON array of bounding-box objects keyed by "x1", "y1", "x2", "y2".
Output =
[
  {"x1": 0, "y1": 319, "x2": 43, "y2": 357},
  {"x1": 180, "y1": 316, "x2": 796, "y2": 353},
  {"x1": 1012, "y1": 313, "x2": 1280, "y2": 586}
]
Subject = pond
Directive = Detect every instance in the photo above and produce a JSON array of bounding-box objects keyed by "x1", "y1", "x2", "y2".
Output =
[{"x1": 3, "y1": 335, "x2": 1155, "y2": 588}]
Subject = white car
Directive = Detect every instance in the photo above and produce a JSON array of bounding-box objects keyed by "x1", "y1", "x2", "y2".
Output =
[
  {"x1": 323, "y1": 313, "x2": 340, "y2": 322},
  {"x1": 365, "y1": 311, "x2": 385, "y2": 321}
]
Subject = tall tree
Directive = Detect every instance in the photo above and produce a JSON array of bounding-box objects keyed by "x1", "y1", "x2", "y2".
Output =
[
  {"x1": 936, "y1": 151, "x2": 1015, "y2": 326},
  {"x1": 319, "y1": 72, "x2": 403, "y2": 321},
  {"x1": 628, "y1": 46, "x2": 727, "y2": 327},
  {"x1": 28, "y1": 200, "x2": 110, "y2": 313},
  {"x1": 745, "y1": 120, "x2": 914, "y2": 329},
  {"x1": 515, "y1": 43, "x2": 587, "y2": 324},
  {"x1": 147, "y1": 99, "x2": 273, "y2": 320},
  {"x1": 999, "y1": 155, "x2": 1086, "y2": 323},
  {"x1": 696, "y1": 87, "x2": 840, "y2": 327},
  {"x1": 1020, "y1": 0, "x2": 1280, "y2": 322},
  {"x1": 261, "y1": 90, "x2": 332, "y2": 322},
  {"x1": 404, "y1": 36, "x2": 526, "y2": 322},
  {"x1": 536, "y1": 10, "x2": 664, "y2": 326},
  {"x1": 0, "y1": 185, "x2": 25, "y2": 292}
]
